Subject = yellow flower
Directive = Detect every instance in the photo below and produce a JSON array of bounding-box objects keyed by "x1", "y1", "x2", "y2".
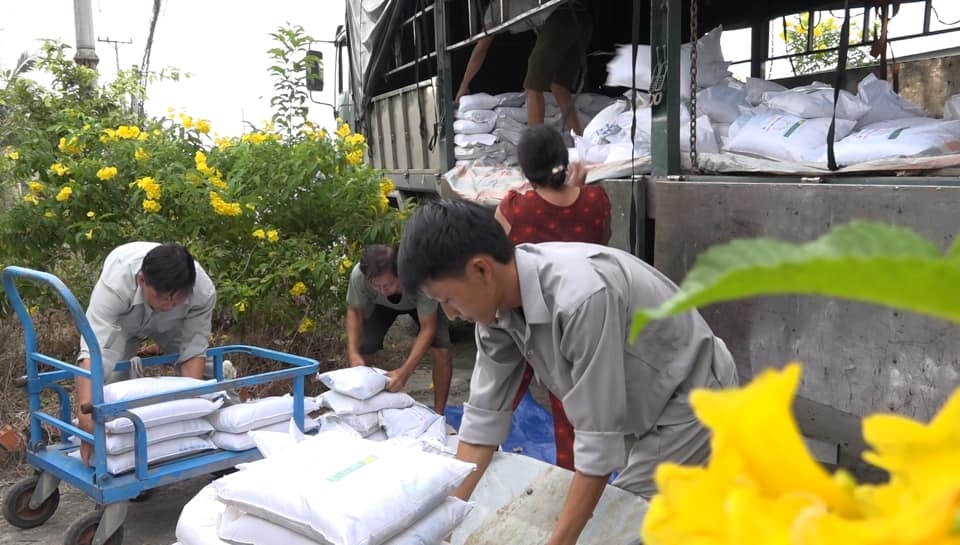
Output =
[
  {"x1": 346, "y1": 133, "x2": 366, "y2": 146},
  {"x1": 55, "y1": 186, "x2": 73, "y2": 202},
  {"x1": 346, "y1": 149, "x2": 364, "y2": 166},
  {"x1": 252, "y1": 228, "x2": 266, "y2": 240},
  {"x1": 195, "y1": 119, "x2": 211, "y2": 134},
  {"x1": 50, "y1": 163, "x2": 70, "y2": 177},
  {"x1": 266, "y1": 229, "x2": 279, "y2": 243},
  {"x1": 84, "y1": 229, "x2": 93, "y2": 240},
  {"x1": 23, "y1": 194, "x2": 40, "y2": 205},
  {"x1": 100, "y1": 128, "x2": 118, "y2": 143},
  {"x1": 209, "y1": 175, "x2": 228, "y2": 189},
  {"x1": 134, "y1": 176, "x2": 162, "y2": 199},
  {"x1": 214, "y1": 136, "x2": 233, "y2": 149},
  {"x1": 245, "y1": 203, "x2": 256, "y2": 211},
  {"x1": 194, "y1": 150, "x2": 207, "y2": 167},
  {"x1": 241, "y1": 132, "x2": 267, "y2": 145},
  {"x1": 297, "y1": 317, "x2": 316, "y2": 333},
  {"x1": 234, "y1": 300, "x2": 247, "y2": 313},
  {"x1": 338, "y1": 257, "x2": 353, "y2": 275},
  {"x1": 380, "y1": 179, "x2": 395, "y2": 195},
  {"x1": 115, "y1": 125, "x2": 141, "y2": 139},
  {"x1": 96, "y1": 166, "x2": 118, "y2": 181},
  {"x1": 134, "y1": 147, "x2": 149, "y2": 161},
  {"x1": 28, "y1": 181, "x2": 45, "y2": 194},
  {"x1": 290, "y1": 282, "x2": 308, "y2": 297},
  {"x1": 209, "y1": 191, "x2": 242, "y2": 216},
  {"x1": 142, "y1": 199, "x2": 162, "y2": 213},
  {"x1": 377, "y1": 193, "x2": 389, "y2": 213},
  {"x1": 4, "y1": 150, "x2": 19, "y2": 160},
  {"x1": 182, "y1": 116, "x2": 195, "y2": 129},
  {"x1": 27, "y1": 305, "x2": 39, "y2": 316},
  {"x1": 86, "y1": 210, "x2": 95, "y2": 218},
  {"x1": 58, "y1": 136, "x2": 82, "y2": 155},
  {"x1": 336, "y1": 122, "x2": 351, "y2": 138},
  {"x1": 318, "y1": 128, "x2": 328, "y2": 140},
  {"x1": 43, "y1": 211, "x2": 56, "y2": 218}
]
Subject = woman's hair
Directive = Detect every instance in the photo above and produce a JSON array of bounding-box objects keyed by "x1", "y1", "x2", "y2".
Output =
[{"x1": 517, "y1": 125, "x2": 569, "y2": 189}]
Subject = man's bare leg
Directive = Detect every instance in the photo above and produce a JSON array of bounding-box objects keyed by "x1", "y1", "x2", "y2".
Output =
[
  {"x1": 526, "y1": 89, "x2": 546, "y2": 127},
  {"x1": 431, "y1": 347, "x2": 453, "y2": 415},
  {"x1": 551, "y1": 83, "x2": 583, "y2": 135}
]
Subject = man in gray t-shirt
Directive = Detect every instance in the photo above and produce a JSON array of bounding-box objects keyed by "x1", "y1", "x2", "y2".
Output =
[{"x1": 345, "y1": 244, "x2": 453, "y2": 414}]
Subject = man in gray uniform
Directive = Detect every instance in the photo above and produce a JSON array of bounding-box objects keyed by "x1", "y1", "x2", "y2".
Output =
[
  {"x1": 345, "y1": 244, "x2": 453, "y2": 414},
  {"x1": 77, "y1": 241, "x2": 217, "y2": 466},
  {"x1": 397, "y1": 199, "x2": 737, "y2": 545}
]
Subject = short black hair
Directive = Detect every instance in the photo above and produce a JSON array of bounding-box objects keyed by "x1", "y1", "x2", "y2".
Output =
[
  {"x1": 359, "y1": 244, "x2": 397, "y2": 279},
  {"x1": 398, "y1": 199, "x2": 514, "y2": 293},
  {"x1": 140, "y1": 243, "x2": 197, "y2": 294},
  {"x1": 517, "y1": 125, "x2": 569, "y2": 188}
]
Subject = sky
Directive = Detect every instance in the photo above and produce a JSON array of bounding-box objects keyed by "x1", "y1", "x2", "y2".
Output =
[
  {"x1": 1, "y1": 0, "x2": 956, "y2": 136},
  {"x1": 0, "y1": 0, "x2": 347, "y2": 137}
]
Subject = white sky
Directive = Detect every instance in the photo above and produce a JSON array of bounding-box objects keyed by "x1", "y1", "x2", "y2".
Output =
[
  {"x1": 0, "y1": 0, "x2": 346, "y2": 137},
  {"x1": 2, "y1": 0, "x2": 957, "y2": 136}
]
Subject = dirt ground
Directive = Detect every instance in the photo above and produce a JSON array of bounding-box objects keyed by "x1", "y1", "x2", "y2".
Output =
[{"x1": 0, "y1": 318, "x2": 483, "y2": 545}]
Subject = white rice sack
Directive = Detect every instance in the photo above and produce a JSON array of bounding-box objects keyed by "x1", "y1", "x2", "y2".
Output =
[
  {"x1": 320, "y1": 412, "x2": 382, "y2": 438},
  {"x1": 495, "y1": 91, "x2": 526, "y2": 108},
  {"x1": 453, "y1": 117, "x2": 496, "y2": 135},
  {"x1": 70, "y1": 436, "x2": 215, "y2": 475},
  {"x1": 320, "y1": 390, "x2": 416, "y2": 415},
  {"x1": 583, "y1": 100, "x2": 629, "y2": 145},
  {"x1": 317, "y1": 366, "x2": 390, "y2": 400},
  {"x1": 494, "y1": 104, "x2": 559, "y2": 123},
  {"x1": 213, "y1": 433, "x2": 476, "y2": 545},
  {"x1": 105, "y1": 398, "x2": 224, "y2": 434},
  {"x1": 212, "y1": 417, "x2": 320, "y2": 451},
  {"x1": 218, "y1": 497, "x2": 473, "y2": 545},
  {"x1": 724, "y1": 110, "x2": 856, "y2": 163},
  {"x1": 816, "y1": 118, "x2": 960, "y2": 166},
  {"x1": 207, "y1": 394, "x2": 321, "y2": 433},
  {"x1": 457, "y1": 93, "x2": 498, "y2": 113},
  {"x1": 455, "y1": 133, "x2": 498, "y2": 147},
  {"x1": 103, "y1": 376, "x2": 223, "y2": 403},
  {"x1": 175, "y1": 483, "x2": 226, "y2": 545},
  {"x1": 493, "y1": 128, "x2": 524, "y2": 147},
  {"x1": 713, "y1": 122, "x2": 731, "y2": 146},
  {"x1": 381, "y1": 403, "x2": 441, "y2": 440},
  {"x1": 105, "y1": 418, "x2": 213, "y2": 455},
  {"x1": 744, "y1": 77, "x2": 787, "y2": 106},
  {"x1": 696, "y1": 84, "x2": 749, "y2": 124},
  {"x1": 454, "y1": 107, "x2": 499, "y2": 123},
  {"x1": 761, "y1": 83, "x2": 869, "y2": 121},
  {"x1": 575, "y1": 93, "x2": 616, "y2": 116},
  {"x1": 854, "y1": 73, "x2": 926, "y2": 128},
  {"x1": 945, "y1": 93, "x2": 960, "y2": 121}
]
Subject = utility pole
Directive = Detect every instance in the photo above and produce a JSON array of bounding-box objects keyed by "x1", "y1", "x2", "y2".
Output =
[
  {"x1": 97, "y1": 36, "x2": 133, "y2": 73},
  {"x1": 73, "y1": 0, "x2": 99, "y2": 69}
]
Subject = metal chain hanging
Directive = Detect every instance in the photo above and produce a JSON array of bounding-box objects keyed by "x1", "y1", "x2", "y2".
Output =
[{"x1": 688, "y1": 0, "x2": 699, "y2": 171}]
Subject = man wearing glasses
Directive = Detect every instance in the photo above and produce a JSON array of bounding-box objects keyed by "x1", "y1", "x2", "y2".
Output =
[
  {"x1": 75, "y1": 241, "x2": 217, "y2": 465},
  {"x1": 345, "y1": 244, "x2": 453, "y2": 415}
]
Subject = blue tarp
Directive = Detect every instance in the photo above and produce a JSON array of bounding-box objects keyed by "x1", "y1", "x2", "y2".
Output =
[{"x1": 445, "y1": 390, "x2": 556, "y2": 465}]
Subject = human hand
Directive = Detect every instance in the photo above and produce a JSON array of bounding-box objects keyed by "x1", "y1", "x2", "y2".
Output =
[
  {"x1": 385, "y1": 368, "x2": 411, "y2": 392},
  {"x1": 349, "y1": 354, "x2": 366, "y2": 367},
  {"x1": 567, "y1": 161, "x2": 587, "y2": 187},
  {"x1": 455, "y1": 87, "x2": 469, "y2": 105}
]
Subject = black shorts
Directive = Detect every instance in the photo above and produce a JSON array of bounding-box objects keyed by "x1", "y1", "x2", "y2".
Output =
[{"x1": 359, "y1": 305, "x2": 451, "y2": 354}]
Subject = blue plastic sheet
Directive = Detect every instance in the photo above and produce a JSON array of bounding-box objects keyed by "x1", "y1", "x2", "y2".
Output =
[{"x1": 445, "y1": 390, "x2": 557, "y2": 465}]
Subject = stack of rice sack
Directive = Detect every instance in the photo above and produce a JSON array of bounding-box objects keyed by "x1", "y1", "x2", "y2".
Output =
[
  {"x1": 175, "y1": 431, "x2": 476, "y2": 545},
  {"x1": 455, "y1": 91, "x2": 610, "y2": 166},
  {"x1": 70, "y1": 376, "x2": 222, "y2": 474},
  {"x1": 316, "y1": 366, "x2": 456, "y2": 455},
  {"x1": 207, "y1": 393, "x2": 321, "y2": 452},
  {"x1": 723, "y1": 74, "x2": 960, "y2": 166}
]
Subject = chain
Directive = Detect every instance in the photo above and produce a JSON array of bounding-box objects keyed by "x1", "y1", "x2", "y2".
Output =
[{"x1": 689, "y1": 0, "x2": 699, "y2": 171}]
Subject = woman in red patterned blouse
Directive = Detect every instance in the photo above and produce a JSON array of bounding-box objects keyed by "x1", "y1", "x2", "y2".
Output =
[
  {"x1": 495, "y1": 125, "x2": 611, "y2": 245},
  {"x1": 493, "y1": 125, "x2": 612, "y2": 471}
]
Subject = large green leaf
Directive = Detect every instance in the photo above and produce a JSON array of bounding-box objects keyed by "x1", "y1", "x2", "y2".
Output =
[{"x1": 631, "y1": 221, "x2": 960, "y2": 340}]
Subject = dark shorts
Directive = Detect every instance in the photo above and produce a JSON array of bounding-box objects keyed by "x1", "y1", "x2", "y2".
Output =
[
  {"x1": 359, "y1": 305, "x2": 451, "y2": 354},
  {"x1": 524, "y1": 8, "x2": 594, "y2": 92}
]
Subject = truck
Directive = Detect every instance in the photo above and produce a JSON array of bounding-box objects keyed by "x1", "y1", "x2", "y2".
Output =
[{"x1": 319, "y1": 0, "x2": 960, "y2": 480}]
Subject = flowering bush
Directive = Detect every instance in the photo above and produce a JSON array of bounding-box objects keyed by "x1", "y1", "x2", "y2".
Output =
[
  {"x1": 643, "y1": 362, "x2": 960, "y2": 545},
  {"x1": 0, "y1": 29, "x2": 408, "y2": 336},
  {"x1": 777, "y1": 12, "x2": 875, "y2": 75}
]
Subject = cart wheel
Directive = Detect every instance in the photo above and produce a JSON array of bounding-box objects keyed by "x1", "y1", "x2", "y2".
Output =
[
  {"x1": 64, "y1": 511, "x2": 124, "y2": 545},
  {"x1": 2, "y1": 475, "x2": 60, "y2": 529}
]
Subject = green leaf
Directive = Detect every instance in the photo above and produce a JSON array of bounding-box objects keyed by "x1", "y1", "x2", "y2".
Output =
[{"x1": 630, "y1": 221, "x2": 960, "y2": 340}]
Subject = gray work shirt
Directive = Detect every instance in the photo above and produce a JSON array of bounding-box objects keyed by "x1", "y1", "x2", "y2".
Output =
[
  {"x1": 77, "y1": 242, "x2": 216, "y2": 377},
  {"x1": 459, "y1": 242, "x2": 737, "y2": 479},
  {"x1": 345, "y1": 264, "x2": 438, "y2": 316}
]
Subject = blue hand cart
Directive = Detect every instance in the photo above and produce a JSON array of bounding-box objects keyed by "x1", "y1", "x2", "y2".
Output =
[{"x1": 1, "y1": 266, "x2": 319, "y2": 545}]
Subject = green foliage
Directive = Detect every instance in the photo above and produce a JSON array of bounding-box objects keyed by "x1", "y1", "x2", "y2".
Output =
[
  {"x1": 777, "y1": 13, "x2": 875, "y2": 75},
  {"x1": 630, "y1": 221, "x2": 960, "y2": 340},
  {"x1": 0, "y1": 28, "x2": 407, "y2": 338}
]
